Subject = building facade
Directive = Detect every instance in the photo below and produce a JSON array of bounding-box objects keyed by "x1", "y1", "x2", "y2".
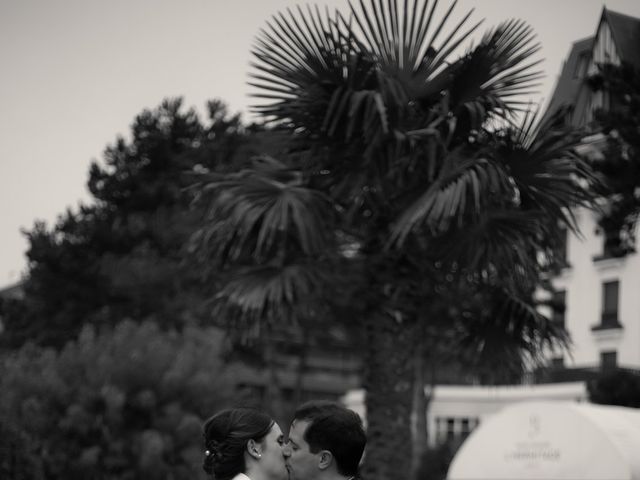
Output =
[
  {"x1": 544, "y1": 206, "x2": 640, "y2": 373},
  {"x1": 541, "y1": 7, "x2": 640, "y2": 375}
]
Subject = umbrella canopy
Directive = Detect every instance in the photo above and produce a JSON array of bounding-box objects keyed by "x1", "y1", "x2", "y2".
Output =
[{"x1": 447, "y1": 401, "x2": 640, "y2": 480}]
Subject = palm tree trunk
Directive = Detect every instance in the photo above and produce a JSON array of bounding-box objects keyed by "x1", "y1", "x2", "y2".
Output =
[
  {"x1": 361, "y1": 312, "x2": 414, "y2": 480},
  {"x1": 410, "y1": 338, "x2": 428, "y2": 480}
]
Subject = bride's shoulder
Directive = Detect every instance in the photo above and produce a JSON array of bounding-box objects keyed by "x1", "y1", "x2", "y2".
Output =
[{"x1": 232, "y1": 473, "x2": 253, "y2": 480}]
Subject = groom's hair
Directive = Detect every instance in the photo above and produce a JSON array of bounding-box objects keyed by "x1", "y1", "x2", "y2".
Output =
[{"x1": 293, "y1": 400, "x2": 366, "y2": 476}]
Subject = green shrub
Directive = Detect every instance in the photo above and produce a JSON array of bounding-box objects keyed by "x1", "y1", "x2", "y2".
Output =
[
  {"x1": 0, "y1": 419, "x2": 43, "y2": 480},
  {"x1": 0, "y1": 320, "x2": 239, "y2": 479},
  {"x1": 588, "y1": 369, "x2": 640, "y2": 408},
  {"x1": 416, "y1": 441, "x2": 457, "y2": 480}
]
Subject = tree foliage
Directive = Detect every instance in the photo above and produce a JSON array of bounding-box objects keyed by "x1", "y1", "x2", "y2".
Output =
[
  {"x1": 0, "y1": 321, "x2": 238, "y2": 480},
  {"x1": 1, "y1": 99, "x2": 270, "y2": 348},
  {"x1": 588, "y1": 369, "x2": 640, "y2": 408}
]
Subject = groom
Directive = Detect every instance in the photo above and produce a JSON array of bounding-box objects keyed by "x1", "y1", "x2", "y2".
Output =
[{"x1": 282, "y1": 400, "x2": 366, "y2": 480}]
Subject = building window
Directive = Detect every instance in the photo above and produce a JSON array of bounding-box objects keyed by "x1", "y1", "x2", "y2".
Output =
[
  {"x1": 552, "y1": 290, "x2": 566, "y2": 327},
  {"x1": 596, "y1": 223, "x2": 635, "y2": 260},
  {"x1": 460, "y1": 418, "x2": 471, "y2": 441},
  {"x1": 435, "y1": 417, "x2": 446, "y2": 444},
  {"x1": 434, "y1": 417, "x2": 480, "y2": 446},
  {"x1": 446, "y1": 418, "x2": 455, "y2": 441},
  {"x1": 600, "y1": 281, "x2": 620, "y2": 327},
  {"x1": 460, "y1": 418, "x2": 469, "y2": 432},
  {"x1": 551, "y1": 356, "x2": 564, "y2": 368},
  {"x1": 600, "y1": 350, "x2": 617, "y2": 370},
  {"x1": 604, "y1": 228, "x2": 624, "y2": 258}
]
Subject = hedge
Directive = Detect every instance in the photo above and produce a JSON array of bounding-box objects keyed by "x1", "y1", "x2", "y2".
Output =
[{"x1": 0, "y1": 320, "x2": 240, "y2": 479}]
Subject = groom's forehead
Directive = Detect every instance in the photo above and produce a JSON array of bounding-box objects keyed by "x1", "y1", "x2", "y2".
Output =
[{"x1": 289, "y1": 419, "x2": 310, "y2": 442}]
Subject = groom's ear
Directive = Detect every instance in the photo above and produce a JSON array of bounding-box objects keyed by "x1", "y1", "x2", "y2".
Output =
[
  {"x1": 247, "y1": 439, "x2": 262, "y2": 459},
  {"x1": 318, "y1": 451, "x2": 333, "y2": 470}
]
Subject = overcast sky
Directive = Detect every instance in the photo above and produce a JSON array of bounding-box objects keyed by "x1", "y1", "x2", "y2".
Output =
[{"x1": 2, "y1": 0, "x2": 640, "y2": 288}]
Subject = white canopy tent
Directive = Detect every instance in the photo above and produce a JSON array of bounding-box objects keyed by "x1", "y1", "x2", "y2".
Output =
[{"x1": 447, "y1": 401, "x2": 640, "y2": 480}]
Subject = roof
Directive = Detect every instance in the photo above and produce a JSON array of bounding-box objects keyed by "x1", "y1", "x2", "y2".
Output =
[
  {"x1": 540, "y1": 36, "x2": 593, "y2": 125},
  {"x1": 605, "y1": 8, "x2": 640, "y2": 69},
  {"x1": 540, "y1": 8, "x2": 640, "y2": 126}
]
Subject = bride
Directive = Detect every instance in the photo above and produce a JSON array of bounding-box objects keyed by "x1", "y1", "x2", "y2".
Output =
[{"x1": 202, "y1": 407, "x2": 288, "y2": 480}]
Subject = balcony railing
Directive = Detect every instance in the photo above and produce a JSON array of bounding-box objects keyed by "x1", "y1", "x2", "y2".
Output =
[{"x1": 592, "y1": 311, "x2": 622, "y2": 331}]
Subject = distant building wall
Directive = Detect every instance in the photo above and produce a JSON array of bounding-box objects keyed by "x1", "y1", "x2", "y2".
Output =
[
  {"x1": 342, "y1": 383, "x2": 588, "y2": 448},
  {"x1": 543, "y1": 8, "x2": 640, "y2": 372},
  {"x1": 549, "y1": 207, "x2": 640, "y2": 370}
]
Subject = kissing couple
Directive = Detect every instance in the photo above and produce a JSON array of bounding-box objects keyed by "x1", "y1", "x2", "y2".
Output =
[{"x1": 203, "y1": 400, "x2": 366, "y2": 480}]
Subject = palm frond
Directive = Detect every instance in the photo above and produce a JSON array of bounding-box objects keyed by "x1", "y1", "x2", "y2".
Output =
[
  {"x1": 191, "y1": 156, "x2": 333, "y2": 263},
  {"x1": 456, "y1": 286, "x2": 569, "y2": 379},
  {"x1": 215, "y1": 262, "x2": 327, "y2": 320},
  {"x1": 388, "y1": 147, "x2": 513, "y2": 246},
  {"x1": 496, "y1": 106, "x2": 601, "y2": 234},
  {"x1": 250, "y1": 6, "x2": 359, "y2": 124},
  {"x1": 345, "y1": 0, "x2": 482, "y2": 78},
  {"x1": 250, "y1": 0, "x2": 487, "y2": 142},
  {"x1": 443, "y1": 18, "x2": 543, "y2": 123},
  {"x1": 435, "y1": 208, "x2": 557, "y2": 284},
  {"x1": 390, "y1": 103, "x2": 600, "y2": 248}
]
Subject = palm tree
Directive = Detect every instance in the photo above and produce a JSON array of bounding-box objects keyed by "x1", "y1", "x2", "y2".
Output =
[{"x1": 191, "y1": 2, "x2": 599, "y2": 480}]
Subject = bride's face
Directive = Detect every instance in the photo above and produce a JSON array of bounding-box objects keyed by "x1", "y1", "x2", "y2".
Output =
[{"x1": 259, "y1": 423, "x2": 289, "y2": 480}]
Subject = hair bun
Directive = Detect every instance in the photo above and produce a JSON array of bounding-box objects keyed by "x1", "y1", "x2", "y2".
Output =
[
  {"x1": 202, "y1": 408, "x2": 273, "y2": 479},
  {"x1": 203, "y1": 440, "x2": 221, "y2": 474}
]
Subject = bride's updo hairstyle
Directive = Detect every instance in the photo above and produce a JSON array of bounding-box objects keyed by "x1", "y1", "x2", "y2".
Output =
[{"x1": 203, "y1": 407, "x2": 274, "y2": 480}]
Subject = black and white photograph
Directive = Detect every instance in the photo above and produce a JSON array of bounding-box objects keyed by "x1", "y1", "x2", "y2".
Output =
[{"x1": 2, "y1": 1, "x2": 640, "y2": 479}]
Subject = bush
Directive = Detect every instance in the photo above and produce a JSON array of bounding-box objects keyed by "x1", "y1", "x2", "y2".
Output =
[
  {"x1": 416, "y1": 441, "x2": 457, "y2": 480},
  {"x1": 0, "y1": 320, "x2": 239, "y2": 480},
  {"x1": 588, "y1": 369, "x2": 640, "y2": 408},
  {"x1": 0, "y1": 419, "x2": 43, "y2": 480}
]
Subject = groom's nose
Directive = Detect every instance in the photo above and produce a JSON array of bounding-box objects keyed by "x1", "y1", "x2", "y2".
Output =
[{"x1": 281, "y1": 443, "x2": 292, "y2": 457}]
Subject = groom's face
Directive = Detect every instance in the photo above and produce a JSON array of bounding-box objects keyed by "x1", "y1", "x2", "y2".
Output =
[{"x1": 283, "y1": 419, "x2": 319, "y2": 480}]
